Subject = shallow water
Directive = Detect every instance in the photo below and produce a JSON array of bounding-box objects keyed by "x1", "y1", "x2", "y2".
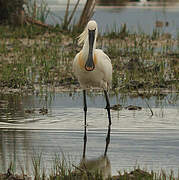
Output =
[{"x1": 0, "y1": 92, "x2": 179, "y2": 176}]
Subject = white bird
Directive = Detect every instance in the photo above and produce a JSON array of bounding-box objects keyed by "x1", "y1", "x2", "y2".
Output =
[{"x1": 73, "y1": 20, "x2": 112, "y2": 128}]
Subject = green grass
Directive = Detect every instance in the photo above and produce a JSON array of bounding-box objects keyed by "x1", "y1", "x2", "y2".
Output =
[
  {"x1": 0, "y1": 25, "x2": 76, "y2": 93},
  {"x1": 99, "y1": 29, "x2": 179, "y2": 96},
  {"x1": 0, "y1": 24, "x2": 178, "y2": 96},
  {"x1": 1, "y1": 154, "x2": 179, "y2": 180}
]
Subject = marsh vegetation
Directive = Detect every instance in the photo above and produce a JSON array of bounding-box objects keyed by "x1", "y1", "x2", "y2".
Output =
[
  {"x1": 0, "y1": 0, "x2": 179, "y2": 179},
  {"x1": 0, "y1": 24, "x2": 178, "y2": 96}
]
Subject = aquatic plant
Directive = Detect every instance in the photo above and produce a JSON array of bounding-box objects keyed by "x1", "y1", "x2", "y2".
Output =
[
  {"x1": 0, "y1": 24, "x2": 178, "y2": 96},
  {"x1": 1, "y1": 154, "x2": 179, "y2": 180}
]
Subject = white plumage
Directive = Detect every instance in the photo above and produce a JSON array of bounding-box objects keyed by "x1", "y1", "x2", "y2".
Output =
[
  {"x1": 73, "y1": 20, "x2": 112, "y2": 126},
  {"x1": 73, "y1": 20, "x2": 112, "y2": 90}
]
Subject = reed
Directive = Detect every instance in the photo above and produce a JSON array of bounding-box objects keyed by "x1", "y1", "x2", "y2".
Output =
[
  {"x1": 0, "y1": 24, "x2": 178, "y2": 96},
  {"x1": 1, "y1": 154, "x2": 179, "y2": 180},
  {"x1": 25, "y1": 0, "x2": 50, "y2": 23}
]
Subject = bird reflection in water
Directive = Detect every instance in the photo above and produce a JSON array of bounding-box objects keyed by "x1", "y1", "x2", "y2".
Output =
[{"x1": 74, "y1": 125, "x2": 111, "y2": 179}]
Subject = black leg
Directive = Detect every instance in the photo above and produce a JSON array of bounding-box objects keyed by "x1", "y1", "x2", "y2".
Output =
[
  {"x1": 82, "y1": 124, "x2": 87, "y2": 159},
  {"x1": 83, "y1": 90, "x2": 87, "y2": 158},
  {"x1": 83, "y1": 90, "x2": 87, "y2": 127},
  {"x1": 104, "y1": 124, "x2": 111, "y2": 157},
  {"x1": 104, "y1": 90, "x2": 111, "y2": 125}
]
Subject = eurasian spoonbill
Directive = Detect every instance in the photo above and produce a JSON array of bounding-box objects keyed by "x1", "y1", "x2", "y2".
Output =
[{"x1": 73, "y1": 20, "x2": 112, "y2": 128}]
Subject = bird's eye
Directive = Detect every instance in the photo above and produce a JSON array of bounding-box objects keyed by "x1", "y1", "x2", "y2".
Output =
[
  {"x1": 88, "y1": 29, "x2": 96, "y2": 33},
  {"x1": 88, "y1": 28, "x2": 96, "y2": 31}
]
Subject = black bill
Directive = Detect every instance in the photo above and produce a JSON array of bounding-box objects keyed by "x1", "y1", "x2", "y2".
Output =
[{"x1": 85, "y1": 29, "x2": 95, "y2": 71}]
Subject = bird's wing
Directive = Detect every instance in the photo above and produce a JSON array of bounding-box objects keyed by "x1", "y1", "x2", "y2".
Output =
[
  {"x1": 96, "y1": 49, "x2": 111, "y2": 63},
  {"x1": 73, "y1": 52, "x2": 80, "y2": 76},
  {"x1": 95, "y1": 49, "x2": 112, "y2": 86}
]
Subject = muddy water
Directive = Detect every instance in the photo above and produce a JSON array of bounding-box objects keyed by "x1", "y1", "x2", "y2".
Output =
[{"x1": 0, "y1": 92, "x2": 179, "y2": 176}]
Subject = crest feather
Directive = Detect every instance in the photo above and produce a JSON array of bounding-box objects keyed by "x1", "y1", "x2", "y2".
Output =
[{"x1": 78, "y1": 26, "x2": 88, "y2": 45}]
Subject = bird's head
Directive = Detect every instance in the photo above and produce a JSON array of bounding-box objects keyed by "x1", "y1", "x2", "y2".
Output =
[
  {"x1": 87, "y1": 20, "x2": 97, "y2": 31},
  {"x1": 84, "y1": 20, "x2": 98, "y2": 71},
  {"x1": 78, "y1": 20, "x2": 98, "y2": 45},
  {"x1": 87, "y1": 20, "x2": 98, "y2": 43}
]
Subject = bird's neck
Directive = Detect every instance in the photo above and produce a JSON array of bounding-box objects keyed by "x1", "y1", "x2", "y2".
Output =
[{"x1": 81, "y1": 38, "x2": 96, "y2": 61}]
